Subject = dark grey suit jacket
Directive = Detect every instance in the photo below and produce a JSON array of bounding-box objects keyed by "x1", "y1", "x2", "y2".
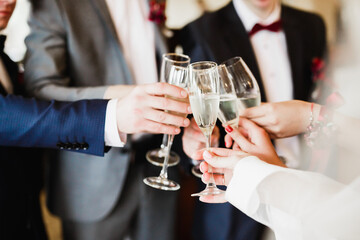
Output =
[{"x1": 24, "y1": 0, "x2": 167, "y2": 222}]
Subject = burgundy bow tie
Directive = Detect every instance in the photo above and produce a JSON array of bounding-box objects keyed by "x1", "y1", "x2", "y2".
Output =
[{"x1": 248, "y1": 20, "x2": 282, "y2": 37}]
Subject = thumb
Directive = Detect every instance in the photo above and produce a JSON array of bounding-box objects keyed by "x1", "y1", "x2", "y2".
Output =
[
  {"x1": 191, "y1": 148, "x2": 206, "y2": 160},
  {"x1": 203, "y1": 150, "x2": 242, "y2": 170}
]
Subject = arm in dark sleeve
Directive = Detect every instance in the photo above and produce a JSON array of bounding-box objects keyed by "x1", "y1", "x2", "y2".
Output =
[{"x1": 0, "y1": 94, "x2": 108, "y2": 156}]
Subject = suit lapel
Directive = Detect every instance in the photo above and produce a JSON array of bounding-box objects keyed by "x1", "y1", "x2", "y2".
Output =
[
  {"x1": 89, "y1": 0, "x2": 135, "y2": 85},
  {"x1": 89, "y1": 0, "x2": 119, "y2": 46},
  {"x1": 214, "y1": 2, "x2": 267, "y2": 101},
  {"x1": 282, "y1": 6, "x2": 304, "y2": 100},
  {"x1": 154, "y1": 26, "x2": 168, "y2": 56},
  {"x1": 89, "y1": 0, "x2": 163, "y2": 84},
  {"x1": 153, "y1": 25, "x2": 168, "y2": 75}
]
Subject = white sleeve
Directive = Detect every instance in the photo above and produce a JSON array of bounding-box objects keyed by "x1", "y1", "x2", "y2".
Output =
[
  {"x1": 104, "y1": 99, "x2": 127, "y2": 147},
  {"x1": 225, "y1": 156, "x2": 360, "y2": 240}
]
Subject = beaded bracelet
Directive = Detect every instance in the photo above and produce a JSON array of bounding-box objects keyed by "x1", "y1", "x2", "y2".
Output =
[{"x1": 304, "y1": 103, "x2": 337, "y2": 147}]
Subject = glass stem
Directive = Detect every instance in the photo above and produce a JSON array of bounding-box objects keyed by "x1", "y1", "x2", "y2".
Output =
[
  {"x1": 159, "y1": 134, "x2": 175, "y2": 179},
  {"x1": 160, "y1": 134, "x2": 168, "y2": 149},
  {"x1": 159, "y1": 134, "x2": 169, "y2": 157},
  {"x1": 205, "y1": 134, "x2": 217, "y2": 187}
]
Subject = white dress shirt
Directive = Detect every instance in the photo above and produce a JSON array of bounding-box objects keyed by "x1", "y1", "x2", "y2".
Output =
[
  {"x1": 105, "y1": 0, "x2": 158, "y2": 85},
  {"x1": 104, "y1": 99, "x2": 124, "y2": 147},
  {"x1": 225, "y1": 156, "x2": 360, "y2": 240},
  {"x1": 234, "y1": 0, "x2": 300, "y2": 168}
]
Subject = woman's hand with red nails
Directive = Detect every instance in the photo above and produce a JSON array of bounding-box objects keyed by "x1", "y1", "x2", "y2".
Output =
[{"x1": 224, "y1": 118, "x2": 285, "y2": 167}]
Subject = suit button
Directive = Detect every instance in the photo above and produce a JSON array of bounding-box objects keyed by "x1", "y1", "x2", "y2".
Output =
[
  {"x1": 56, "y1": 142, "x2": 65, "y2": 149},
  {"x1": 73, "y1": 143, "x2": 81, "y2": 150},
  {"x1": 80, "y1": 143, "x2": 89, "y2": 150},
  {"x1": 65, "y1": 142, "x2": 73, "y2": 150}
]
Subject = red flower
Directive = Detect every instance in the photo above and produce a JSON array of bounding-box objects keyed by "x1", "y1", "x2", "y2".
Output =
[
  {"x1": 311, "y1": 57, "x2": 336, "y2": 88},
  {"x1": 148, "y1": 0, "x2": 166, "y2": 25},
  {"x1": 311, "y1": 57, "x2": 326, "y2": 83},
  {"x1": 311, "y1": 57, "x2": 325, "y2": 73}
]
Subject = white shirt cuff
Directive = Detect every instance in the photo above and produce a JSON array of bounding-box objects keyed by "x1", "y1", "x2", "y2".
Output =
[
  {"x1": 104, "y1": 99, "x2": 127, "y2": 147},
  {"x1": 225, "y1": 156, "x2": 285, "y2": 215}
]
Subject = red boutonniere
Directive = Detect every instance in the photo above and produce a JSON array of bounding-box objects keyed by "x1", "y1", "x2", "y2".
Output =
[
  {"x1": 311, "y1": 57, "x2": 336, "y2": 87},
  {"x1": 148, "y1": 0, "x2": 166, "y2": 25},
  {"x1": 311, "y1": 57, "x2": 338, "y2": 102},
  {"x1": 311, "y1": 57, "x2": 326, "y2": 83}
]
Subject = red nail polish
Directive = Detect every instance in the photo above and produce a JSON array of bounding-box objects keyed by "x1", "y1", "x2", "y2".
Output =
[{"x1": 225, "y1": 125, "x2": 233, "y2": 133}]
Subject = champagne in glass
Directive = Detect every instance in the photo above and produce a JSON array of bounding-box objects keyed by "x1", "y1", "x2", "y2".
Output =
[
  {"x1": 188, "y1": 61, "x2": 224, "y2": 197},
  {"x1": 218, "y1": 94, "x2": 239, "y2": 128},
  {"x1": 190, "y1": 93, "x2": 219, "y2": 136},
  {"x1": 237, "y1": 94, "x2": 261, "y2": 111},
  {"x1": 221, "y1": 57, "x2": 261, "y2": 112},
  {"x1": 217, "y1": 63, "x2": 240, "y2": 128}
]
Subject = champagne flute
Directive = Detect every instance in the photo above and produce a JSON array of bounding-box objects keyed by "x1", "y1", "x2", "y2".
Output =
[
  {"x1": 190, "y1": 64, "x2": 239, "y2": 178},
  {"x1": 143, "y1": 54, "x2": 190, "y2": 191},
  {"x1": 221, "y1": 57, "x2": 261, "y2": 111},
  {"x1": 146, "y1": 53, "x2": 191, "y2": 167},
  {"x1": 188, "y1": 61, "x2": 224, "y2": 197},
  {"x1": 217, "y1": 63, "x2": 240, "y2": 128}
]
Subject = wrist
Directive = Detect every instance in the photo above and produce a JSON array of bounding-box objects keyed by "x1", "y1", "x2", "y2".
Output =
[
  {"x1": 104, "y1": 85, "x2": 134, "y2": 99},
  {"x1": 312, "y1": 103, "x2": 322, "y2": 122},
  {"x1": 105, "y1": 99, "x2": 126, "y2": 147},
  {"x1": 304, "y1": 102, "x2": 337, "y2": 147}
]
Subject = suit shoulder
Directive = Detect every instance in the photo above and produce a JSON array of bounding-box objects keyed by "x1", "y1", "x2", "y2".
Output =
[
  {"x1": 182, "y1": 3, "x2": 230, "y2": 30},
  {"x1": 283, "y1": 5, "x2": 325, "y2": 28}
]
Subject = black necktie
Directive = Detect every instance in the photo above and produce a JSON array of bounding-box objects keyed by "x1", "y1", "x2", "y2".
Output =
[{"x1": 248, "y1": 20, "x2": 282, "y2": 37}]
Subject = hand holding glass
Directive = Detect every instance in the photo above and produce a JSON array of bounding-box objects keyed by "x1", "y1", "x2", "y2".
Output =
[
  {"x1": 146, "y1": 53, "x2": 191, "y2": 167},
  {"x1": 143, "y1": 53, "x2": 190, "y2": 191}
]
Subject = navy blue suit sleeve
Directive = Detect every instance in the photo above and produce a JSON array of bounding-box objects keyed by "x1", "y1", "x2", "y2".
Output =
[{"x1": 0, "y1": 94, "x2": 108, "y2": 156}]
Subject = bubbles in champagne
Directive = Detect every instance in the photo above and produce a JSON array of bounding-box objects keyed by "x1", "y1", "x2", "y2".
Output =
[
  {"x1": 237, "y1": 94, "x2": 261, "y2": 111},
  {"x1": 218, "y1": 94, "x2": 239, "y2": 128},
  {"x1": 189, "y1": 93, "x2": 220, "y2": 136}
]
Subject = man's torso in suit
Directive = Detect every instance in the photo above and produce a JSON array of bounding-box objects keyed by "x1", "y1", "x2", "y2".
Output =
[
  {"x1": 24, "y1": 1, "x2": 178, "y2": 235},
  {"x1": 172, "y1": 2, "x2": 326, "y2": 240}
]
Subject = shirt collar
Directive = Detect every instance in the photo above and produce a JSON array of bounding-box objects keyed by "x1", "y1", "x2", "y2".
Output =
[{"x1": 233, "y1": 0, "x2": 281, "y2": 32}]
